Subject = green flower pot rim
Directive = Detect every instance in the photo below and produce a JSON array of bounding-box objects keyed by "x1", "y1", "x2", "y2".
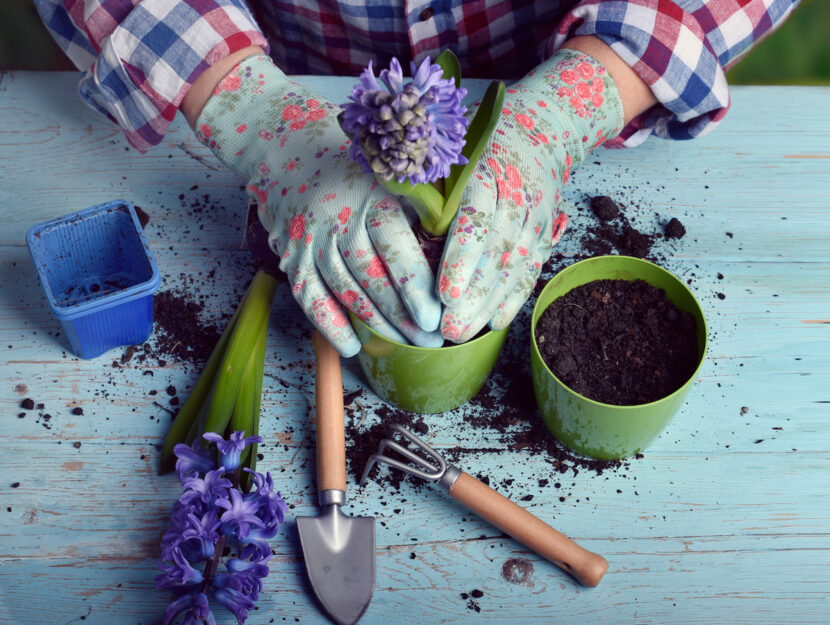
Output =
[
  {"x1": 530, "y1": 255, "x2": 709, "y2": 411},
  {"x1": 350, "y1": 312, "x2": 508, "y2": 353}
]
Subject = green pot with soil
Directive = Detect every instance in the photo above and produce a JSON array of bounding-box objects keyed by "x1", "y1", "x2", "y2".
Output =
[
  {"x1": 352, "y1": 313, "x2": 508, "y2": 414},
  {"x1": 530, "y1": 255, "x2": 707, "y2": 459}
]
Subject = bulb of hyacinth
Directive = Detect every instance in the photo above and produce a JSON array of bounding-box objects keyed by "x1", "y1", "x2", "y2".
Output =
[{"x1": 341, "y1": 56, "x2": 469, "y2": 186}]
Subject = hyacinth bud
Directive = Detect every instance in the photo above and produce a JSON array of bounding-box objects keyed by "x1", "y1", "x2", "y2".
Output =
[{"x1": 341, "y1": 56, "x2": 470, "y2": 185}]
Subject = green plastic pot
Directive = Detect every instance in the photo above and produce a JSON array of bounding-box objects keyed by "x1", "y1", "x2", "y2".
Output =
[
  {"x1": 530, "y1": 256, "x2": 708, "y2": 459},
  {"x1": 351, "y1": 314, "x2": 509, "y2": 414}
]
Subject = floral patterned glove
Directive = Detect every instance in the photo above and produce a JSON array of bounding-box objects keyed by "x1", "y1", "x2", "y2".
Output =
[
  {"x1": 438, "y1": 50, "x2": 624, "y2": 342},
  {"x1": 195, "y1": 55, "x2": 443, "y2": 356}
]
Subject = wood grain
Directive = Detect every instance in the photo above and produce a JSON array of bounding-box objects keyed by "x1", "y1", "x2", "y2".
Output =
[{"x1": 0, "y1": 72, "x2": 828, "y2": 624}]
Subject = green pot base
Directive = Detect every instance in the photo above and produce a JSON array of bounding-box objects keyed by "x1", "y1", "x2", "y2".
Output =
[{"x1": 352, "y1": 314, "x2": 508, "y2": 414}]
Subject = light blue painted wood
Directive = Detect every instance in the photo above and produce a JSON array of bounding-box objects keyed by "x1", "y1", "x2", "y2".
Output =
[{"x1": 1, "y1": 72, "x2": 829, "y2": 625}]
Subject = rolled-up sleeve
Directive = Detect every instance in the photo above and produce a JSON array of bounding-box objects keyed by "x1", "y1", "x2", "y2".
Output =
[
  {"x1": 34, "y1": 0, "x2": 268, "y2": 152},
  {"x1": 548, "y1": 0, "x2": 801, "y2": 147}
]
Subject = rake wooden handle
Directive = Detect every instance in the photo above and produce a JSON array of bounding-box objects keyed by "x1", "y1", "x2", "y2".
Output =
[
  {"x1": 449, "y1": 471, "x2": 608, "y2": 587},
  {"x1": 312, "y1": 331, "x2": 346, "y2": 494}
]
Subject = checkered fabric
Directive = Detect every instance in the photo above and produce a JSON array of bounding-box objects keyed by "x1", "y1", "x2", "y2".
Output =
[
  {"x1": 35, "y1": 0, "x2": 268, "y2": 151},
  {"x1": 550, "y1": 0, "x2": 801, "y2": 146},
  {"x1": 36, "y1": 0, "x2": 800, "y2": 151}
]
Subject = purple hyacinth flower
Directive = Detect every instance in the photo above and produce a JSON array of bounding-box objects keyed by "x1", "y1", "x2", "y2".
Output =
[
  {"x1": 341, "y1": 56, "x2": 469, "y2": 185},
  {"x1": 215, "y1": 488, "x2": 265, "y2": 539},
  {"x1": 162, "y1": 592, "x2": 217, "y2": 625},
  {"x1": 225, "y1": 555, "x2": 270, "y2": 599},
  {"x1": 245, "y1": 470, "x2": 288, "y2": 528},
  {"x1": 181, "y1": 468, "x2": 232, "y2": 506},
  {"x1": 180, "y1": 508, "x2": 222, "y2": 560},
  {"x1": 155, "y1": 549, "x2": 205, "y2": 590},
  {"x1": 202, "y1": 431, "x2": 262, "y2": 472},
  {"x1": 174, "y1": 440, "x2": 215, "y2": 481},
  {"x1": 212, "y1": 575, "x2": 256, "y2": 624},
  {"x1": 238, "y1": 525, "x2": 279, "y2": 561}
]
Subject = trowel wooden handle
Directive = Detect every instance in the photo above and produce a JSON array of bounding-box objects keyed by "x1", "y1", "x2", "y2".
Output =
[
  {"x1": 449, "y1": 472, "x2": 608, "y2": 587},
  {"x1": 312, "y1": 331, "x2": 346, "y2": 494}
]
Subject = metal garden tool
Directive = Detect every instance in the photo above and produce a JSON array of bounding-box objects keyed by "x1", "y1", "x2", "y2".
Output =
[
  {"x1": 297, "y1": 332, "x2": 376, "y2": 625},
  {"x1": 361, "y1": 424, "x2": 608, "y2": 587}
]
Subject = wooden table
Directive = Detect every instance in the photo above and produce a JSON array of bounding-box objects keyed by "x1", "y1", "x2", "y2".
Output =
[{"x1": 1, "y1": 72, "x2": 828, "y2": 625}]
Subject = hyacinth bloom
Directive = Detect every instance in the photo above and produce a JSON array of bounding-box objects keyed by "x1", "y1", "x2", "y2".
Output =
[
  {"x1": 203, "y1": 431, "x2": 261, "y2": 472},
  {"x1": 341, "y1": 56, "x2": 469, "y2": 185},
  {"x1": 157, "y1": 431, "x2": 288, "y2": 625},
  {"x1": 340, "y1": 51, "x2": 505, "y2": 237}
]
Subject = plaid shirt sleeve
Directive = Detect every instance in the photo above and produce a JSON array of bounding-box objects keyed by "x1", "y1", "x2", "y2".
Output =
[
  {"x1": 548, "y1": 0, "x2": 801, "y2": 147},
  {"x1": 34, "y1": 0, "x2": 268, "y2": 152}
]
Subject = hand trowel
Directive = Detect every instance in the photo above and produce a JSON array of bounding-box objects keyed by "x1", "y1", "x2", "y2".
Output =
[{"x1": 297, "y1": 331, "x2": 375, "y2": 625}]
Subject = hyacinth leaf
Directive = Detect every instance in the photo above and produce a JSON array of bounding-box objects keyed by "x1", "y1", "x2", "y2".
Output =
[
  {"x1": 201, "y1": 270, "x2": 279, "y2": 440},
  {"x1": 379, "y1": 176, "x2": 445, "y2": 233},
  {"x1": 435, "y1": 79, "x2": 506, "y2": 236},
  {"x1": 434, "y1": 49, "x2": 462, "y2": 89},
  {"x1": 159, "y1": 291, "x2": 249, "y2": 474},
  {"x1": 228, "y1": 327, "x2": 258, "y2": 469},
  {"x1": 241, "y1": 318, "x2": 267, "y2": 492},
  {"x1": 229, "y1": 315, "x2": 268, "y2": 473}
]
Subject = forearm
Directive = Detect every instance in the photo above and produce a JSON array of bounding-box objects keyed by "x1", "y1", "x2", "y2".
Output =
[
  {"x1": 561, "y1": 36, "x2": 656, "y2": 125},
  {"x1": 181, "y1": 45, "x2": 266, "y2": 128}
]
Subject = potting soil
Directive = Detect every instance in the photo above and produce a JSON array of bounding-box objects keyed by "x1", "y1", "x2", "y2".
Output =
[{"x1": 535, "y1": 279, "x2": 699, "y2": 405}]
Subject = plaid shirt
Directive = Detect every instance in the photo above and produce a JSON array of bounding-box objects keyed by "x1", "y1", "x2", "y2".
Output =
[{"x1": 35, "y1": 0, "x2": 800, "y2": 152}]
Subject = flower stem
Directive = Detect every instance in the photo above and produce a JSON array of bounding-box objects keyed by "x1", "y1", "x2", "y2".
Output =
[
  {"x1": 200, "y1": 467, "x2": 240, "y2": 590},
  {"x1": 202, "y1": 534, "x2": 226, "y2": 591}
]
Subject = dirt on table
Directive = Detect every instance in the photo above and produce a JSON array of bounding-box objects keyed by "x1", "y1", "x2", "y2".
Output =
[
  {"x1": 535, "y1": 279, "x2": 699, "y2": 405},
  {"x1": 347, "y1": 193, "x2": 695, "y2": 492}
]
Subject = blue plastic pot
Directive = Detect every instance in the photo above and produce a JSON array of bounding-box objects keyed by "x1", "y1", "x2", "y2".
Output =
[{"x1": 27, "y1": 200, "x2": 161, "y2": 359}]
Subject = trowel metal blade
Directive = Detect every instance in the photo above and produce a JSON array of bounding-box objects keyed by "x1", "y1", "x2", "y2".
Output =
[{"x1": 297, "y1": 507, "x2": 376, "y2": 625}]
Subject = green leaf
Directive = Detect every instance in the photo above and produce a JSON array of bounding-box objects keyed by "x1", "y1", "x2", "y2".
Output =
[
  {"x1": 201, "y1": 270, "x2": 278, "y2": 439},
  {"x1": 379, "y1": 176, "x2": 446, "y2": 234},
  {"x1": 229, "y1": 317, "x2": 267, "y2": 469},
  {"x1": 241, "y1": 317, "x2": 268, "y2": 492},
  {"x1": 436, "y1": 80, "x2": 506, "y2": 236},
  {"x1": 434, "y1": 50, "x2": 462, "y2": 88}
]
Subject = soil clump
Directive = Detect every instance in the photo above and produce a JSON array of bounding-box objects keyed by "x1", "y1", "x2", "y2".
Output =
[{"x1": 535, "y1": 279, "x2": 699, "y2": 405}]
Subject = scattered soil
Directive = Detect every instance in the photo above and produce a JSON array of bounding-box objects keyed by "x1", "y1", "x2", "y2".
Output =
[
  {"x1": 133, "y1": 205, "x2": 150, "y2": 229},
  {"x1": 535, "y1": 279, "x2": 699, "y2": 405},
  {"x1": 590, "y1": 195, "x2": 620, "y2": 221},
  {"x1": 580, "y1": 195, "x2": 687, "y2": 261},
  {"x1": 347, "y1": 193, "x2": 692, "y2": 492},
  {"x1": 148, "y1": 291, "x2": 223, "y2": 368},
  {"x1": 347, "y1": 406, "x2": 429, "y2": 490},
  {"x1": 664, "y1": 217, "x2": 686, "y2": 239},
  {"x1": 20, "y1": 398, "x2": 35, "y2": 410}
]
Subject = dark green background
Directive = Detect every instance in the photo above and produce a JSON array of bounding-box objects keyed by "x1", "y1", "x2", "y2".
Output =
[{"x1": 1, "y1": 0, "x2": 828, "y2": 84}]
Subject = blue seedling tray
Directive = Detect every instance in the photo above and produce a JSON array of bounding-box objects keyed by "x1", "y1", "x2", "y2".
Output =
[{"x1": 27, "y1": 199, "x2": 161, "y2": 359}]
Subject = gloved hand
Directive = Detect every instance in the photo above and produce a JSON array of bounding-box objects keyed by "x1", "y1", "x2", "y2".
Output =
[
  {"x1": 194, "y1": 55, "x2": 442, "y2": 356},
  {"x1": 438, "y1": 49, "x2": 625, "y2": 342}
]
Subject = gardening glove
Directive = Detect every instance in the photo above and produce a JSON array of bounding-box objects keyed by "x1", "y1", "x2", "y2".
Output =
[
  {"x1": 438, "y1": 50, "x2": 624, "y2": 342},
  {"x1": 194, "y1": 55, "x2": 443, "y2": 357}
]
